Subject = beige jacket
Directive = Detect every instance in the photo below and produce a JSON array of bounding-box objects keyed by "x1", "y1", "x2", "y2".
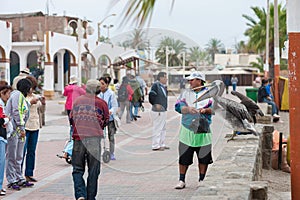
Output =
[{"x1": 25, "y1": 94, "x2": 43, "y2": 130}]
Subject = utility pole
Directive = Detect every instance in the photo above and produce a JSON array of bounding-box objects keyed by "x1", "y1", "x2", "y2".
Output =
[
  {"x1": 287, "y1": 0, "x2": 300, "y2": 198},
  {"x1": 273, "y1": 0, "x2": 280, "y2": 107},
  {"x1": 264, "y1": 0, "x2": 270, "y2": 78}
]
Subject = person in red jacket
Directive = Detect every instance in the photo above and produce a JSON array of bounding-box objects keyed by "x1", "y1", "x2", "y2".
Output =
[
  {"x1": 70, "y1": 79, "x2": 109, "y2": 200},
  {"x1": 63, "y1": 75, "x2": 86, "y2": 126}
]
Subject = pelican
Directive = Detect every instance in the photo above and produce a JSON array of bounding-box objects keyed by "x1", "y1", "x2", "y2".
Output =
[{"x1": 195, "y1": 80, "x2": 260, "y2": 140}]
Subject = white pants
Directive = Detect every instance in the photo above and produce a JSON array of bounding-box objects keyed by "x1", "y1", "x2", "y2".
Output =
[{"x1": 151, "y1": 111, "x2": 167, "y2": 149}]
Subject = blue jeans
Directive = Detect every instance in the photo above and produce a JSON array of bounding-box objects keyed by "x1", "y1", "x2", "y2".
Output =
[
  {"x1": 263, "y1": 98, "x2": 278, "y2": 115},
  {"x1": 130, "y1": 102, "x2": 139, "y2": 119},
  {"x1": 72, "y1": 137, "x2": 101, "y2": 200},
  {"x1": 23, "y1": 130, "x2": 39, "y2": 176},
  {"x1": 0, "y1": 139, "x2": 6, "y2": 190},
  {"x1": 232, "y1": 83, "x2": 237, "y2": 91}
]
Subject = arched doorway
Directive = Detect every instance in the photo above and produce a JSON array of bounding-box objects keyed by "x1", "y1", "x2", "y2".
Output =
[
  {"x1": 9, "y1": 51, "x2": 20, "y2": 85},
  {"x1": 98, "y1": 55, "x2": 111, "y2": 78}
]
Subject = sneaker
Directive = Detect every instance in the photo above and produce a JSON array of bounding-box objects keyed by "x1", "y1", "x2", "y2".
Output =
[
  {"x1": 152, "y1": 147, "x2": 164, "y2": 151},
  {"x1": 110, "y1": 154, "x2": 116, "y2": 160},
  {"x1": 25, "y1": 176, "x2": 38, "y2": 182},
  {"x1": 272, "y1": 114, "x2": 280, "y2": 118},
  {"x1": 0, "y1": 189, "x2": 6, "y2": 196},
  {"x1": 174, "y1": 181, "x2": 186, "y2": 189},
  {"x1": 77, "y1": 197, "x2": 85, "y2": 200},
  {"x1": 8, "y1": 183, "x2": 21, "y2": 191},
  {"x1": 197, "y1": 181, "x2": 204, "y2": 187},
  {"x1": 18, "y1": 180, "x2": 34, "y2": 187}
]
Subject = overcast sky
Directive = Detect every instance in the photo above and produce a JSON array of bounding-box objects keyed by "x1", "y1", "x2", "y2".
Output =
[{"x1": 0, "y1": 0, "x2": 285, "y2": 49}]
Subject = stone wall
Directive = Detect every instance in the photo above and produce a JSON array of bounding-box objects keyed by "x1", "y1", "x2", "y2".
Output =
[{"x1": 191, "y1": 125, "x2": 273, "y2": 200}]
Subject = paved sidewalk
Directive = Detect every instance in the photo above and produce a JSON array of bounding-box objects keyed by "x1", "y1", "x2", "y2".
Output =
[{"x1": 2, "y1": 87, "x2": 289, "y2": 199}]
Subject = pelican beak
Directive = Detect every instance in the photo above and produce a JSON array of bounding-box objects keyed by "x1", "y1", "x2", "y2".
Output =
[{"x1": 193, "y1": 85, "x2": 218, "y2": 103}]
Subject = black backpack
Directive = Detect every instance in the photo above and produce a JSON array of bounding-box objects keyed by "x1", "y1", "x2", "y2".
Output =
[{"x1": 118, "y1": 84, "x2": 128, "y2": 102}]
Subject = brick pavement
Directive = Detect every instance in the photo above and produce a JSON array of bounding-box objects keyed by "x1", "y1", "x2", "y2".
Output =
[{"x1": 2, "y1": 86, "x2": 289, "y2": 200}]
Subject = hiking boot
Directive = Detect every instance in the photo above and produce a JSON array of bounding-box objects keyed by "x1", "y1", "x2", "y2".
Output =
[
  {"x1": 174, "y1": 181, "x2": 186, "y2": 189},
  {"x1": 18, "y1": 180, "x2": 34, "y2": 187},
  {"x1": 8, "y1": 183, "x2": 21, "y2": 191}
]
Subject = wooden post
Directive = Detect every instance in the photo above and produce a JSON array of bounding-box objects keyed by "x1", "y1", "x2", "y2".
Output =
[{"x1": 287, "y1": 0, "x2": 300, "y2": 198}]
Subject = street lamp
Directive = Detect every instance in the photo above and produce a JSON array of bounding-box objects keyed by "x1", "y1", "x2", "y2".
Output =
[
  {"x1": 64, "y1": 19, "x2": 94, "y2": 85},
  {"x1": 178, "y1": 52, "x2": 186, "y2": 78},
  {"x1": 97, "y1": 14, "x2": 116, "y2": 42},
  {"x1": 103, "y1": 24, "x2": 114, "y2": 41},
  {"x1": 160, "y1": 46, "x2": 175, "y2": 87}
]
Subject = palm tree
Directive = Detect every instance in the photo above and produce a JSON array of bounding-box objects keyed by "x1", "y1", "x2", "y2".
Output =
[
  {"x1": 188, "y1": 46, "x2": 211, "y2": 66},
  {"x1": 128, "y1": 29, "x2": 148, "y2": 49},
  {"x1": 205, "y1": 38, "x2": 224, "y2": 64},
  {"x1": 234, "y1": 41, "x2": 254, "y2": 54},
  {"x1": 250, "y1": 56, "x2": 264, "y2": 72},
  {"x1": 111, "y1": 0, "x2": 174, "y2": 28},
  {"x1": 243, "y1": 3, "x2": 286, "y2": 75},
  {"x1": 155, "y1": 36, "x2": 186, "y2": 67}
]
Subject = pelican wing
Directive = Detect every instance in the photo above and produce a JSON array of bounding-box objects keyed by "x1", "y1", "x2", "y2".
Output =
[
  {"x1": 231, "y1": 91, "x2": 264, "y2": 123},
  {"x1": 215, "y1": 96, "x2": 253, "y2": 123}
]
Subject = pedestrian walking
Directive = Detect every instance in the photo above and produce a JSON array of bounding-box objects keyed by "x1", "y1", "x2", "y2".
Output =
[
  {"x1": 63, "y1": 75, "x2": 86, "y2": 126},
  {"x1": 128, "y1": 75, "x2": 143, "y2": 120},
  {"x1": 148, "y1": 72, "x2": 169, "y2": 151},
  {"x1": 174, "y1": 71, "x2": 214, "y2": 189},
  {"x1": 70, "y1": 79, "x2": 109, "y2": 200},
  {"x1": 118, "y1": 76, "x2": 134, "y2": 123},
  {"x1": 231, "y1": 75, "x2": 238, "y2": 91},
  {"x1": 98, "y1": 77, "x2": 118, "y2": 160}
]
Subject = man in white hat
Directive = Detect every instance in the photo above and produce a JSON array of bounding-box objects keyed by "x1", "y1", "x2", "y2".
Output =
[
  {"x1": 12, "y1": 68, "x2": 31, "y2": 90},
  {"x1": 174, "y1": 71, "x2": 214, "y2": 189}
]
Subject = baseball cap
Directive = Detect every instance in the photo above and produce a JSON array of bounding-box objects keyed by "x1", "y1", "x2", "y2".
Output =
[{"x1": 185, "y1": 72, "x2": 206, "y2": 82}]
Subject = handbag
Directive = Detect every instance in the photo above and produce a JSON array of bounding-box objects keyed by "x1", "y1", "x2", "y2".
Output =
[{"x1": 189, "y1": 114, "x2": 210, "y2": 134}]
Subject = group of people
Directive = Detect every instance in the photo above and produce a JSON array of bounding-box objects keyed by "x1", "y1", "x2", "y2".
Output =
[
  {"x1": 0, "y1": 68, "x2": 45, "y2": 196},
  {"x1": 63, "y1": 71, "x2": 213, "y2": 199},
  {"x1": 258, "y1": 78, "x2": 281, "y2": 119},
  {"x1": 148, "y1": 71, "x2": 214, "y2": 189},
  {"x1": 62, "y1": 73, "x2": 148, "y2": 199}
]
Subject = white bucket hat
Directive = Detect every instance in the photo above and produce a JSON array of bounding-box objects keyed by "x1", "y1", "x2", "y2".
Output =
[{"x1": 69, "y1": 75, "x2": 78, "y2": 84}]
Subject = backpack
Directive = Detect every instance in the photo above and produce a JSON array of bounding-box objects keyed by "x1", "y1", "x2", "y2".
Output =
[
  {"x1": 257, "y1": 86, "x2": 265, "y2": 103},
  {"x1": 118, "y1": 84, "x2": 128, "y2": 102}
]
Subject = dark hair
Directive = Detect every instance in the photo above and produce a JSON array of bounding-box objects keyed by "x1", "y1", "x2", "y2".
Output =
[
  {"x1": 26, "y1": 75, "x2": 38, "y2": 90},
  {"x1": 157, "y1": 72, "x2": 166, "y2": 81},
  {"x1": 17, "y1": 78, "x2": 32, "y2": 97},
  {"x1": 103, "y1": 73, "x2": 112, "y2": 84},
  {"x1": 268, "y1": 78, "x2": 273, "y2": 83},
  {"x1": 113, "y1": 78, "x2": 119, "y2": 84},
  {"x1": 262, "y1": 79, "x2": 268, "y2": 85},
  {"x1": 0, "y1": 85, "x2": 12, "y2": 95},
  {"x1": 0, "y1": 80, "x2": 8, "y2": 87},
  {"x1": 99, "y1": 77, "x2": 109, "y2": 85}
]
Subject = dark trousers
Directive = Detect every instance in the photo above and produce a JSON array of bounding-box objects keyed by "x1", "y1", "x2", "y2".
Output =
[
  {"x1": 23, "y1": 130, "x2": 39, "y2": 176},
  {"x1": 107, "y1": 121, "x2": 116, "y2": 154},
  {"x1": 72, "y1": 137, "x2": 101, "y2": 200}
]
